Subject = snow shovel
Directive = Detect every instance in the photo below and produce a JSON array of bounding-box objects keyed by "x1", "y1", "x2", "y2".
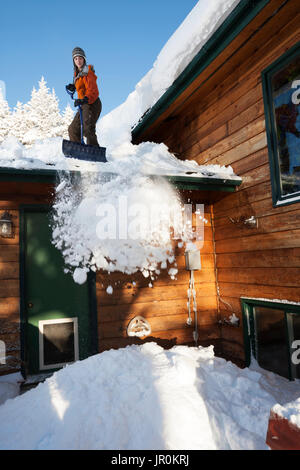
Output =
[{"x1": 62, "y1": 88, "x2": 107, "y2": 163}]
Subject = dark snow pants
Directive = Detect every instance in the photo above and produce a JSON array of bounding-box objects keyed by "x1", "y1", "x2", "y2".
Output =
[{"x1": 68, "y1": 97, "x2": 102, "y2": 146}]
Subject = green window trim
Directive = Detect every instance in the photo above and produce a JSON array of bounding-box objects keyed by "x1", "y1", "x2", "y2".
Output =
[
  {"x1": 241, "y1": 297, "x2": 300, "y2": 381},
  {"x1": 262, "y1": 41, "x2": 300, "y2": 208}
]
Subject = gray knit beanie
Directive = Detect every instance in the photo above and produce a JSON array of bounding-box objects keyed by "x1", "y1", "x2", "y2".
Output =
[{"x1": 72, "y1": 47, "x2": 86, "y2": 61}]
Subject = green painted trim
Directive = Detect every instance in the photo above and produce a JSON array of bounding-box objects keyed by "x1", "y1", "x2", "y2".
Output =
[
  {"x1": 165, "y1": 175, "x2": 241, "y2": 192},
  {"x1": 0, "y1": 167, "x2": 58, "y2": 183},
  {"x1": 0, "y1": 166, "x2": 242, "y2": 192},
  {"x1": 19, "y1": 204, "x2": 50, "y2": 212},
  {"x1": 170, "y1": 182, "x2": 237, "y2": 192},
  {"x1": 283, "y1": 312, "x2": 293, "y2": 383},
  {"x1": 87, "y1": 271, "x2": 99, "y2": 356},
  {"x1": 132, "y1": 0, "x2": 270, "y2": 141},
  {"x1": 165, "y1": 175, "x2": 241, "y2": 186},
  {"x1": 241, "y1": 297, "x2": 300, "y2": 312},
  {"x1": 261, "y1": 40, "x2": 300, "y2": 208},
  {"x1": 19, "y1": 206, "x2": 27, "y2": 379},
  {"x1": 241, "y1": 297, "x2": 300, "y2": 380},
  {"x1": 240, "y1": 299, "x2": 252, "y2": 368}
]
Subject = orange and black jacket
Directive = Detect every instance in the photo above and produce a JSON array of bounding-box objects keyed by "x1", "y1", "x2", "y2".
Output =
[{"x1": 74, "y1": 65, "x2": 99, "y2": 104}]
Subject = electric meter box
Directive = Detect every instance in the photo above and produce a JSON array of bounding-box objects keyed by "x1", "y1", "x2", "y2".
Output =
[{"x1": 185, "y1": 250, "x2": 201, "y2": 271}]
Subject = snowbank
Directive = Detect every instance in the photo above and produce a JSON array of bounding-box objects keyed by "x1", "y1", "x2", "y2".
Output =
[
  {"x1": 272, "y1": 399, "x2": 300, "y2": 429},
  {"x1": 0, "y1": 344, "x2": 299, "y2": 450},
  {"x1": 0, "y1": 372, "x2": 21, "y2": 406}
]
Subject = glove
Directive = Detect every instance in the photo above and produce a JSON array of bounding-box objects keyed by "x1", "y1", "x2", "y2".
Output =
[
  {"x1": 66, "y1": 83, "x2": 76, "y2": 93},
  {"x1": 74, "y1": 96, "x2": 89, "y2": 107}
]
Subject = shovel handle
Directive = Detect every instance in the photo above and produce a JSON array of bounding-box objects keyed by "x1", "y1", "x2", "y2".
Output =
[
  {"x1": 66, "y1": 87, "x2": 85, "y2": 145},
  {"x1": 78, "y1": 104, "x2": 84, "y2": 145}
]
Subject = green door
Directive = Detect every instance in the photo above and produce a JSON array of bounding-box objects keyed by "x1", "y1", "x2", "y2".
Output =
[{"x1": 23, "y1": 210, "x2": 95, "y2": 375}]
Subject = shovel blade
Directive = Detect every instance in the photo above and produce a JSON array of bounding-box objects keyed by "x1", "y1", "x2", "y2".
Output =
[{"x1": 62, "y1": 139, "x2": 107, "y2": 163}]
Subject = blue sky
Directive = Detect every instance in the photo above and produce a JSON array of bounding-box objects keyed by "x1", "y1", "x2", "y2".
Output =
[{"x1": 1, "y1": 0, "x2": 197, "y2": 116}]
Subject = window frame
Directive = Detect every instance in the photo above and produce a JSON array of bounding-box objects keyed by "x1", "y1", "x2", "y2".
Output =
[
  {"x1": 262, "y1": 41, "x2": 300, "y2": 207},
  {"x1": 241, "y1": 297, "x2": 300, "y2": 380}
]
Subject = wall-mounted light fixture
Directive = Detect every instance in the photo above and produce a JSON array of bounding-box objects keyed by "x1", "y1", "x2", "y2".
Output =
[{"x1": 0, "y1": 211, "x2": 13, "y2": 238}]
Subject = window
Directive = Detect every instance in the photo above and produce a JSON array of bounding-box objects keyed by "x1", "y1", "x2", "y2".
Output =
[
  {"x1": 38, "y1": 317, "x2": 79, "y2": 371},
  {"x1": 241, "y1": 298, "x2": 300, "y2": 380},
  {"x1": 262, "y1": 41, "x2": 300, "y2": 206}
]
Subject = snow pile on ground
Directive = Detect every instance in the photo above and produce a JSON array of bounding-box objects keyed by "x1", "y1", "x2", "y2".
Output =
[
  {"x1": 0, "y1": 343, "x2": 299, "y2": 450},
  {"x1": 272, "y1": 398, "x2": 300, "y2": 429},
  {"x1": 0, "y1": 372, "x2": 22, "y2": 406}
]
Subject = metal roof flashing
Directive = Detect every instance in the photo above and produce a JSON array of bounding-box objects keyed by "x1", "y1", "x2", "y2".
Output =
[{"x1": 0, "y1": 166, "x2": 242, "y2": 194}]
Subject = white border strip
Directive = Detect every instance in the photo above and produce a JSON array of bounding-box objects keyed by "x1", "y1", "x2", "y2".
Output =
[
  {"x1": 241, "y1": 297, "x2": 300, "y2": 306},
  {"x1": 39, "y1": 317, "x2": 79, "y2": 371}
]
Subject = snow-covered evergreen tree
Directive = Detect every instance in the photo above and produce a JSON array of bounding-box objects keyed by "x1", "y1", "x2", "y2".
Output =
[
  {"x1": 1, "y1": 77, "x2": 74, "y2": 146},
  {"x1": 62, "y1": 103, "x2": 74, "y2": 139},
  {"x1": 22, "y1": 76, "x2": 65, "y2": 145},
  {"x1": 10, "y1": 101, "x2": 29, "y2": 143},
  {"x1": 0, "y1": 90, "x2": 12, "y2": 143}
]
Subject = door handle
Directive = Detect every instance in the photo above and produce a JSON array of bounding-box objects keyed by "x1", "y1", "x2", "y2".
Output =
[{"x1": 28, "y1": 302, "x2": 33, "y2": 308}]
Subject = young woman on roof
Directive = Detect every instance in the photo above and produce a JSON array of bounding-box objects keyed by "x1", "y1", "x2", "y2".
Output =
[{"x1": 66, "y1": 47, "x2": 102, "y2": 147}]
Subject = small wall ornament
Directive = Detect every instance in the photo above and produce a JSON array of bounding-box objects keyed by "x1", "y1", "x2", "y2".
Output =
[{"x1": 127, "y1": 316, "x2": 151, "y2": 338}]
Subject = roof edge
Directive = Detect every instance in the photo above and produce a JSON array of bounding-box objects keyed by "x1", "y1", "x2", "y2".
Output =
[
  {"x1": 0, "y1": 166, "x2": 242, "y2": 192},
  {"x1": 0, "y1": 167, "x2": 58, "y2": 183},
  {"x1": 132, "y1": 0, "x2": 270, "y2": 142}
]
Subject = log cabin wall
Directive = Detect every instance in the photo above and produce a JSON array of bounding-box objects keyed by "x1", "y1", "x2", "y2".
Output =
[
  {"x1": 132, "y1": 0, "x2": 300, "y2": 364},
  {"x1": 1, "y1": 1, "x2": 299, "y2": 374},
  {"x1": 0, "y1": 180, "x2": 221, "y2": 374},
  {"x1": 0, "y1": 204, "x2": 20, "y2": 375},
  {"x1": 0, "y1": 181, "x2": 54, "y2": 375},
  {"x1": 96, "y1": 198, "x2": 221, "y2": 355}
]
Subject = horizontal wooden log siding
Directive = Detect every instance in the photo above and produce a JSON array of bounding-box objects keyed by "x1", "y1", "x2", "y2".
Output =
[
  {"x1": 0, "y1": 185, "x2": 53, "y2": 375},
  {"x1": 213, "y1": 5, "x2": 300, "y2": 363},
  {"x1": 135, "y1": 1, "x2": 300, "y2": 364},
  {"x1": 0, "y1": 180, "x2": 221, "y2": 363},
  {"x1": 0, "y1": 207, "x2": 20, "y2": 374},
  {"x1": 96, "y1": 203, "x2": 221, "y2": 354}
]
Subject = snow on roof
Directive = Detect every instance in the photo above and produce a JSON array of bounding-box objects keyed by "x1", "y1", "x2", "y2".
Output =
[
  {"x1": 0, "y1": 0, "x2": 241, "y2": 182},
  {"x1": 0, "y1": 1, "x2": 242, "y2": 282},
  {"x1": 96, "y1": 0, "x2": 242, "y2": 178},
  {"x1": 241, "y1": 297, "x2": 300, "y2": 306},
  {"x1": 131, "y1": 0, "x2": 241, "y2": 128},
  {"x1": 0, "y1": 136, "x2": 241, "y2": 181}
]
